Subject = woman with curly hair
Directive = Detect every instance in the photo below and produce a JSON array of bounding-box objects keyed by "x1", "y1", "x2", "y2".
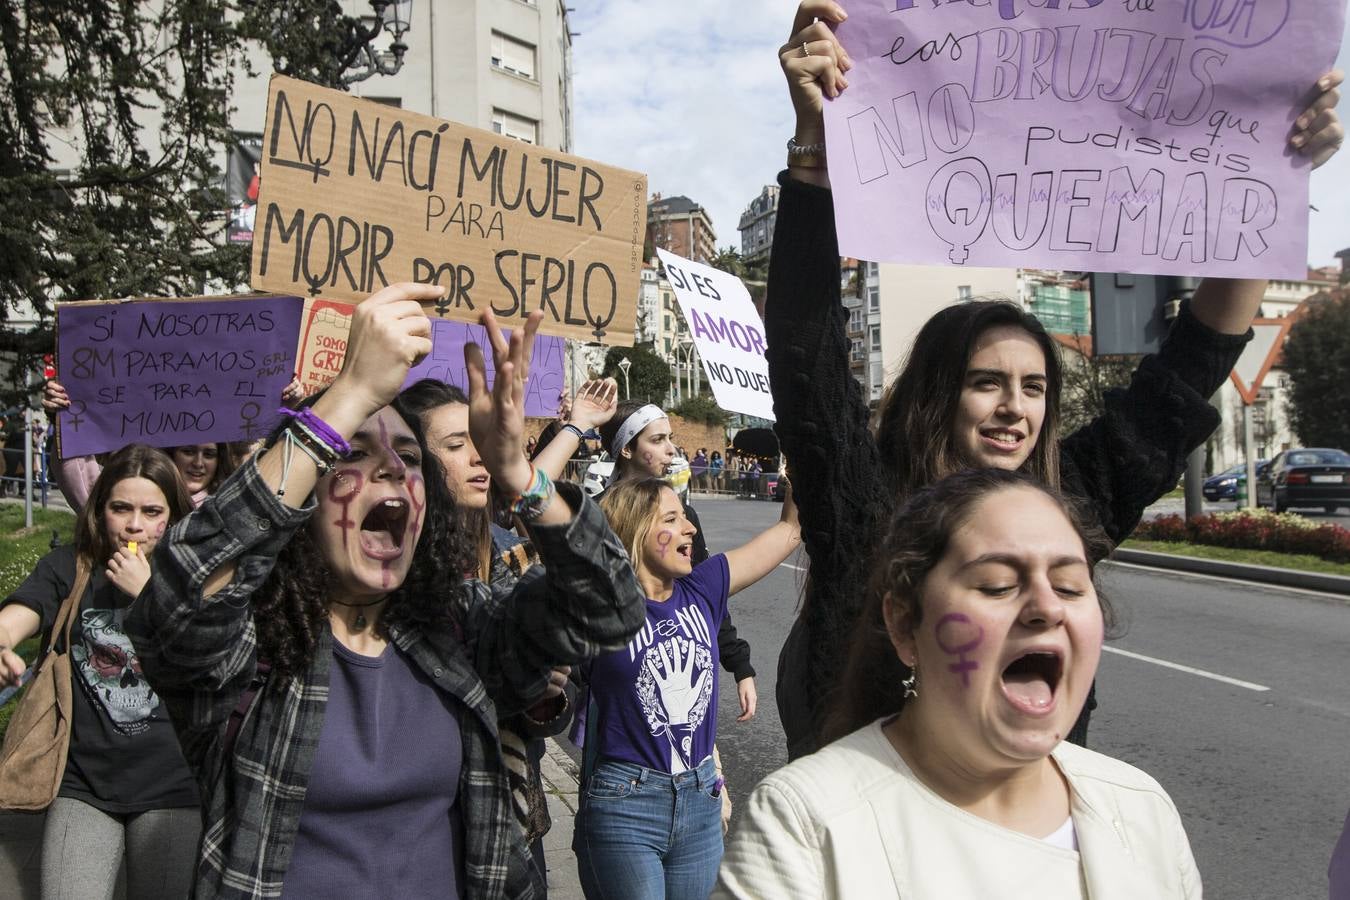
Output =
[
  {"x1": 125, "y1": 286, "x2": 647, "y2": 900},
  {"x1": 1, "y1": 444, "x2": 199, "y2": 899}
]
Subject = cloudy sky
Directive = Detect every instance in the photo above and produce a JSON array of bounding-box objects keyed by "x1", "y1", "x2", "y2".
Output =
[{"x1": 570, "y1": 3, "x2": 1350, "y2": 269}]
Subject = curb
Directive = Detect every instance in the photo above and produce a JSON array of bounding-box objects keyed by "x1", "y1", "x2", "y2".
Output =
[{"x1": 1109, "y1": 548, "x2": 1350, "y2": 597}]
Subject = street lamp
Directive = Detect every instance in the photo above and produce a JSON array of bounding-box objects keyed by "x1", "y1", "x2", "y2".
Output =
[
  {"x1": 617, "y1": 356, "x2": 632, "y2": 399},
  {"x1": 340, "y1": 0, "x2": 414, "y2": 84}
]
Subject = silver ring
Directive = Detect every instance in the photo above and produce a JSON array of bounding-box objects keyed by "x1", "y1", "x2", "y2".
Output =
[{"x1": 801, "y1": 42, "x2": 811, "y2": 57}]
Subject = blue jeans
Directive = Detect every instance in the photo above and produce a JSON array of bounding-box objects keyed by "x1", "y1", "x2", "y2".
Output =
[{"x1": 574, "y1": 756, "x2": 723, "y2": 900}]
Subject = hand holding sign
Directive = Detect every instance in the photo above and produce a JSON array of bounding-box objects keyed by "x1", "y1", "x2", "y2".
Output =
[
  {"x1": 328, "y1": 283, "x2": 438, "y2": 427},
  {"x1": 1292, "y1": 70, "x2": 1345, "y2": 169},
  {"x1": 809, "y1": 0, "x2": 1347, "y2": 277}
]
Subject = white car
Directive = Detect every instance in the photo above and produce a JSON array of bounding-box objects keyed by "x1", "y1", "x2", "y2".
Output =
[{"x1": 581, "y1": 455, "x2": 689, "y2": 498}]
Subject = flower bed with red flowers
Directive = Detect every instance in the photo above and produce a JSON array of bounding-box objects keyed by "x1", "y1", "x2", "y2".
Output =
[{"x1": 1133, "y1": 510, "x2": 1350, "y2": 563}]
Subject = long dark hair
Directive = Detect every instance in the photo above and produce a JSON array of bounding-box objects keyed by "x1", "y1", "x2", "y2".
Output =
[
  {"x1": 168, "y1": 442, "x2": 238, "y2": 494},
  {"x1": 822, "y1": 468, "x2": 1114, "y2": 745},
  {"x1": 75, "y1": 444, "x2": 193, "y2": 566},
  {"x1": 251, "y1": 393, "x2": 475, "y2": 678},
  {"x1": 398, "y1": 378, "x2": 496, "y2": 579},
  {"x1": 875, "y1": 301, "x2": 1063, "y2": 499}
]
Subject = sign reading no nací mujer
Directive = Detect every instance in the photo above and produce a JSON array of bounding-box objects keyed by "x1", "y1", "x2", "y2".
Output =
[
  {"x1": 250, "y1": 75, "x2": 648, "y2": 345},
  {"x1": 824, "y1": 0, "x2": 1347, "y2": 278}
]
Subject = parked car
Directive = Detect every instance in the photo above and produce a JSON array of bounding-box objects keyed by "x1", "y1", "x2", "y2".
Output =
[
  {"x1": 1255, "y1": 448, "x2": 1350, "y2": 514},
  {"x1": 1202, "y1": 460, "x2": 1268, "y2": 501}
]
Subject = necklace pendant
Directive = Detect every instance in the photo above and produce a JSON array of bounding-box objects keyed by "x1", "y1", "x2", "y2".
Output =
[{"x1": 354, "y1": 612, "x2": 367, "y2": 630}]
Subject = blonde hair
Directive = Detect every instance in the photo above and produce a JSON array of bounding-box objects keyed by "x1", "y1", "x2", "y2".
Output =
[{"x1": 598, "y1": 477, "x2": 671, "y2": 571}]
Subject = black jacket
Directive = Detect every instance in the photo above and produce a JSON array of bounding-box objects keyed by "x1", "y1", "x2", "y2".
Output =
[{"x1": 767, "y1": 172, "x2": 1251, "y2": 761}]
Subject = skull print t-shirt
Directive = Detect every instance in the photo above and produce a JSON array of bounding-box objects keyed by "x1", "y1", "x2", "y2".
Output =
[
  {"x1": 3, "y1": 545, "x2": 198, "y2": 813},
  {"x1": 588, "y1": 554, "x2": 729, "y2": 774}
]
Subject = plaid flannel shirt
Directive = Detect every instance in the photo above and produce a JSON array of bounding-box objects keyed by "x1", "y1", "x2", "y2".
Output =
[{"x1": 126, "y1": 459, "x2": 645, "y2": 900}]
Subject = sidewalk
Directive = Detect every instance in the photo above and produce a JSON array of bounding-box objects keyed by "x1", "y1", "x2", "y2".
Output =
[{"x1": 0, "y1": 739, "x2": 586, "y2": 899}]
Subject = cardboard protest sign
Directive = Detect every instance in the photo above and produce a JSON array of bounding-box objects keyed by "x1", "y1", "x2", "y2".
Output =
[
  {"x1": 293, "y1": 297, "x2": 564, "y2": 417},
  {"x1": 56, "y1": 295, "x2": 303, "y2": 458},
  {"x1": 655, "y1": 249, "x2": 775, "y2": 421},
  {"x1": 251, "y1": 74, "x2": 648, "y2": 344},
  {"x1": 824, "y1": 0, "x2": 1347, "y2": 278}
]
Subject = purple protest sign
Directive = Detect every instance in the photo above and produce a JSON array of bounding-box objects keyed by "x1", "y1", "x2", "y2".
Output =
[
  {"x1": 824, "y1": 0, "x2": 1346, "y2": 278},
  {"x1": 403, "y1": 318, "x2": 564, "y2": 418},
  {"x1": 56, "y1": 295, "x2": 303, "y2": 458}
]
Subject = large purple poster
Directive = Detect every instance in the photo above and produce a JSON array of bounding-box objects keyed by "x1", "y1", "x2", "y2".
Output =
[
  {"x1": 824, "y1": 0, "x2": 1347, "y2": 278},
  {"x1": 57, "y1": 295, "x2": 304, "y2": 458},
  {"x1": 403, "y1": 318, "x2": 565, "y2": 418}
]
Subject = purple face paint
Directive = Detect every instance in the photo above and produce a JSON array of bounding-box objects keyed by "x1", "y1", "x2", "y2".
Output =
[
  {"x1": 328, "y1": 469, "x2": 364, "y2": 549},
  {"x1": 654, "y1": 529, "x2": 675, "y2": 558},
  {"x1": 407, "y1": 472, "x2": 426, "y2": 543},
  {"x1": 935, "y1": 613, "x2": 985, "y2": 687}
]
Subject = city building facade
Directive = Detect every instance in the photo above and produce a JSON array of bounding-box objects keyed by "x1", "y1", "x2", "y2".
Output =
[
  {"x1": 737, "y1": 185, "x2": 779, "y2": 266},
  {"x1": 647, "y1": 195, "x2": 717, "y2": 265}
]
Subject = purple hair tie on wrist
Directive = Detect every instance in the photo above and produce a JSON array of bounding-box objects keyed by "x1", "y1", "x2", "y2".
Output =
[{"x1": 277, "y1": 407, "x2": 351, "y2": 457}]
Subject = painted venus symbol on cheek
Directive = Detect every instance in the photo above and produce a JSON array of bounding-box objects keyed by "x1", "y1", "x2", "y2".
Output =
[
  {"x1": 935, "y1": 612, "x2": 985, "y2": 687},
  {"x1": 655, "y1": 529, "x2": 674, "y2": 557},
  {"x1": 328, "y1": 469, "x2": 364, "y2": 549}
]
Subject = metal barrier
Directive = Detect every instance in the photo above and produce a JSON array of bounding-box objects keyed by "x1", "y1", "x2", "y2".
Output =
[{"x1": 688, "y1": 472, "x2": 781, "y2": 499}]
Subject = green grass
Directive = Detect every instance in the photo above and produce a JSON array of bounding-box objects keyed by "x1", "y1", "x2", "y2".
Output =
[
  {"x1": 1122, "y1": 539, "x2": 1350, "y2": 578},
  {"x1": 0, "y1": 505, "x2": 76, "y2": 738}
]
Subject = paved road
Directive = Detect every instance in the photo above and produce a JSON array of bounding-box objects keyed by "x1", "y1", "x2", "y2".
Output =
[{"x1": 693, "y1": 495, "x2": 1350, "y2": 900}]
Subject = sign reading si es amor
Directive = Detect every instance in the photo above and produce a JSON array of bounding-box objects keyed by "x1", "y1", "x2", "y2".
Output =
[
  {"x1": 655, "y1": 249, "x2": 775, "y2": 421},
  {"x1": 56, "y1": 295, "x2": 303, "y2": 457},
  {"x1": 251, "y1": 75, "x2": 648, "y2": 344},
  {"x1": 294, "y1": 297, "x2": 565, "y2": 417},
  {"x1": 825, "y1": 0, "x2": 1347, "y2": 278}
]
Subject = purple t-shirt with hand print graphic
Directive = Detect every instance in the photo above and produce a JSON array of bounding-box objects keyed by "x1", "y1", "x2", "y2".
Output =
[{"x1": 588, "y1": 555, "x2": 729, "y2": 774}]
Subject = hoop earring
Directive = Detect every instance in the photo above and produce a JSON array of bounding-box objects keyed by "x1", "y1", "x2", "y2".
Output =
[{"x1": 902, "y1": 663, "x2": 919, "y2": 700}]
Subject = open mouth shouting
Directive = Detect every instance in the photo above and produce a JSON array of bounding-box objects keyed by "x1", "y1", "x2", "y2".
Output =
[
  {"x1": 1000, "y1": 648, "x2": 1063, "y2": 716},
  {"x1": 359, "y1": 497, "x2": 410, "y2": 561},
  {"x1": 675, "y1": 540, "x2": 693, "y2": 561}
]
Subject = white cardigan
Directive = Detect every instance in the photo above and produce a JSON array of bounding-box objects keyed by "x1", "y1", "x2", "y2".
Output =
[{"x1": 714, "y1": 719, "x2": 1202, "y2": 900}]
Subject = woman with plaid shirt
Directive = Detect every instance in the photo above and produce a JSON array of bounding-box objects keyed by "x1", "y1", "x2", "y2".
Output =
[{"x1": 127, "y1": 287, "x2": 647, "y2": 899}]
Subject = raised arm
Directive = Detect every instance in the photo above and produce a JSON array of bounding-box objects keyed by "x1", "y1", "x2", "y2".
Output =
[
  {"x1": 724, "y1": 485, "x2": 801, "y2": 596},
  {"x1": 530, "y1": 378, "x2": 617, "y2": 482},
  {"x1": 1060, "y1": 72, "x2": 1344, "y2": 544}
]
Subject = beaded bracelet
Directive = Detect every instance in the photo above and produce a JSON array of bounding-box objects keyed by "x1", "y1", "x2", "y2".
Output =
[
  {"x1": 509, "y1": 465, "x2": 556, "y2": 521},
  {"x1": 277, "y1": 407, "x2": 351, "y2": 457}
]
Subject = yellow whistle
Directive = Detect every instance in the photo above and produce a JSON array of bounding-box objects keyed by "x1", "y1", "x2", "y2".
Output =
[{"x1": 128, "y1": 541, "x2": 138, "y2": 555}]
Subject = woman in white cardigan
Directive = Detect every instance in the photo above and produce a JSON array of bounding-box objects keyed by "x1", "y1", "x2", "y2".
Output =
[{"x1": 716, "y1": 469, "x2": 1201, "y2": 900}]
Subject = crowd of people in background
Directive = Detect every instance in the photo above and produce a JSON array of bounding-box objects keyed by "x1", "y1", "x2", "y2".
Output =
[{"x1": 0, "y1": 2, "x2": 1345, "y2": 898}]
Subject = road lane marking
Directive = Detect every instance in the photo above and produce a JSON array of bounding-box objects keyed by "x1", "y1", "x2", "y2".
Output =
[
  {"x1": 778, "y1": 563, "x2": 807, "y2": 572},
  {"x1": 1102, "y1": 646, "x2": 1270, "y2": 692}
]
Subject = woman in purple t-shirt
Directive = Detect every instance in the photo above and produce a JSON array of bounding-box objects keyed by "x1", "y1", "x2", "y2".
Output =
[{"x1": 575, "y1": 476, "x2": 801, "y2": 900}]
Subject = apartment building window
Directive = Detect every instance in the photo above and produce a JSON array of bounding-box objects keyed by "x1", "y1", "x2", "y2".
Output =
[
  {"x1": 868, "y1": 286, "x2": 880, "y2": 311},
  {"x1": 491, "y1": 31, "x2": 536, "y2": 79},
  {"x1": 870, "y1": 326, "x2": 881, "y2": 352},
  {"x1": 957, "y1": 285, "x2": 973, "y2": 300},
  {"x1": 492, "y1": 108, "x2": 538, "y2": 144}
]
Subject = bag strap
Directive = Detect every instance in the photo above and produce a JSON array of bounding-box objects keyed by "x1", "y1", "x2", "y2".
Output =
[
  {"x1": 222, "y1": 660, "x2": 271, "y2": 760},
  {"x1": 41, "y1": 555, "x2": 91, "y2": 660}
]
